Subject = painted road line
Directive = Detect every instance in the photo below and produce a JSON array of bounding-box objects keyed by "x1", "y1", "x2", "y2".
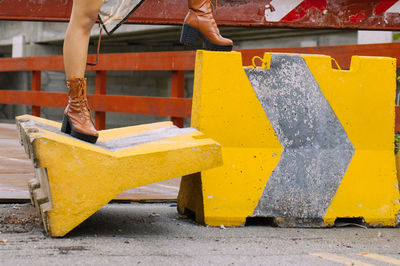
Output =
[
  {"x1": 359, "y1": 253, "x2": 400, "y2": 265},
  {"x1": 310, "y1": 253, "x2": 374, "y2": 266}
]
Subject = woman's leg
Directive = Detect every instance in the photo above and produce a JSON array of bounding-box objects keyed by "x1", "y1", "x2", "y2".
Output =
[
  {"x1": 63, "y1": 0, "x2": 103, "y2": 79},
  {"x1": 61, "y1": 0, "x2": 103, "y2": 143}
]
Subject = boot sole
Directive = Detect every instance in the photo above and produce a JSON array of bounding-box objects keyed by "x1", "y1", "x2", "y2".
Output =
[
  {"x1": 180, "y1": 24, "x2": 233, "y2": 52},
  {"x1": 61, "y1": 114, "x2": 98, "y2": 144}
]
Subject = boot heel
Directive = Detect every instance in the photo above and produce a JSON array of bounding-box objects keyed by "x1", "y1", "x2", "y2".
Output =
[
  {"x1": 202, "y1": 36, "x2": 233, "y2": 52},
  {"x1": 180, "y1": 24, "x2": 200, "y2": 45},
  {"x1": 61, "y1": 114, "x2": 72, "y2": 135}
]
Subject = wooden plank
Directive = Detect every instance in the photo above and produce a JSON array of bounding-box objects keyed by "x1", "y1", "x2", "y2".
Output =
[
  {"x1": 115, "y1": 178, "x2": 180, "y2": 201},
  {"x1": 0, "y1": 124, "x2": 34, "y2": 200},
  {"x1": 0, "y1": 124, "x2": 19, "y2": 139},
  {"x1": 0, "y1": 123, "x2": 180, "y2": 201}
]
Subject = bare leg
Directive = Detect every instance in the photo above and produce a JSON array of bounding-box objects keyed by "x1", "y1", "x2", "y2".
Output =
[
  {"x1": 63, "y1": 0, "x2": 103, "y2": 79},
  {"x1": 61, "y1": 0, "x2": 102, "y2": 143}
]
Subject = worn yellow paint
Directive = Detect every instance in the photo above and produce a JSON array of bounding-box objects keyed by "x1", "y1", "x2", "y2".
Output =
[
  {"x1": 178, "y1": 51, "x2": 282, "y2": 226},
  {"x1": 17, "y1": 115, "x2": 222, "y2": 237},
  {"x1": 98, "y1": 121, "x2": 173, "y2": 142},
  {"x1": 178, "y1": 50, "x2": 400, "y2": 227},
  {"x1": 303, "y1": 55, "x2": 400, "y2": 226}
]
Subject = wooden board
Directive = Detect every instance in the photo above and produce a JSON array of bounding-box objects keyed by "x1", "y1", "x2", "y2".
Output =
[{"x1": 0, "y1": 123, "x2": 180, "y2": 201}]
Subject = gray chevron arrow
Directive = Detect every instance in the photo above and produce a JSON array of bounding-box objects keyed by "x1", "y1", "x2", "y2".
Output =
[{"x1": 245, "y1": 54, "x2": 354, "y2": 220}]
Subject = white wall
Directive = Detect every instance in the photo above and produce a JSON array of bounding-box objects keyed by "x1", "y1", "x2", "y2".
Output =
[{"x1": 357, "y1": 30, "x2": 393, "y2": 44}]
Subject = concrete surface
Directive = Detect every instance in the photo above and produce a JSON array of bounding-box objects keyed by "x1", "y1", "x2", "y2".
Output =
[{"x1": 0, "y1": 203, "x2": 400, "y2": 266}]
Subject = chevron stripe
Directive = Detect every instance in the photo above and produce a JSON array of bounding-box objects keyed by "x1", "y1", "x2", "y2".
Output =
[
  {"x1": 386, "y1": 0, "x2": 400, "y2": 14},
  {"x1": 246, "y1": 54, "x2": 354, "y2": 220}
]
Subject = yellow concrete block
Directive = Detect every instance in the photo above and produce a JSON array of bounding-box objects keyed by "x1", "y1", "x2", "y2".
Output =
[
  {"x1": 179, "y1": 51, "x2": 282, "y2": 226},
  {"x1": 178, "y1": 50, "x2": 400, "y2": 227},
  {"x1": 307, "y1": 55, "x2": 399, "y2": 226},
  {"x1": 17, "y1": 115, "x2": 222, "y2": 237}
]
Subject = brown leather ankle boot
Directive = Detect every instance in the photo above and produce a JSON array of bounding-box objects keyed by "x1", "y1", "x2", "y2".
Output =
[
  {"x1": 61, "y1": 78, "x2": 98, "y2": 143},
  {"x1": 180, "y1": 0, "x2": 233, "y2": 51}
]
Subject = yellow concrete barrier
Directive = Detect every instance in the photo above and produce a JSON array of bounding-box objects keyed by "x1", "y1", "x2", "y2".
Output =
[
  {"x1": 16, "y1": 115, "x2": 222, "y2": 237},
  {"x1": 178, "y1": 50, "x2": 400, "y2": 227}
]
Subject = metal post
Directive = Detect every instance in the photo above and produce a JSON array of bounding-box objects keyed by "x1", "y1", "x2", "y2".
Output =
[
  {"x1": 171, "y1": 70, "x2": 185, "y2": 128},
  {"x1": 95, "y1": 71, "x2": 107, "y2": 130},
  {"x1": 32, "y1": 71, "x2": 41, "y2": 117}
]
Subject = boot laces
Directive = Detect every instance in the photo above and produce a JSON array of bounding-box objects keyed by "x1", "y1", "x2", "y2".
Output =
[
  {"x1": 79, "y1": 86, "x2": 93, "y2": 121},
  {"x1": 70, "y1": 80, "x2": 91, "y2": 122}
]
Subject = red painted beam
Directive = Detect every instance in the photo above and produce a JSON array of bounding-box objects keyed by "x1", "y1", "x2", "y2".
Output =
[
  {"x1": 31, "y1": 71, "x2": 42, "y2": 117},
  {"x1": 171, "y1": 70, "x2": 185, "y2": 128},
  {"x1": 0, "y1": 52, "x2": 196, "y2": 72},
  {"x1": 0, "y1": 91, "x2": 192, "y2": 118},
  {"x1": 1, "y1": 0, "x2": 400, "y2": 30},
  {"x1": 89, "y1": 95, "x2": 191, "y2": 118},
  {"x1": 95, "y1": 71, "x2": 107, "y2": 130},
  {"x1": 1, "y1": 43, "x2": 400, "y2": 72}
]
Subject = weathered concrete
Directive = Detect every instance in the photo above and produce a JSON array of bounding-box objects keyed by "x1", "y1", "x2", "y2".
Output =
[
  {"x1": 16, "y1": 115, "x2": 222, "y2": 237},
  {"x1": 178, "y1": 50, "x2": 399, "y2": 228},
  {"x1": 1, "y1": 203, "x2": 400, "y2": 266},
  {"x1": 246, "y1": 54, "x2": 354, "y2": 222},
  {"x1": 0, "y1": 123, "x2": 183, "y2": 202}
]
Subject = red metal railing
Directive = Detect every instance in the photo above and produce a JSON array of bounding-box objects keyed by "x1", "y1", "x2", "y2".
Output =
[{"x1": 1, "y1": 43, "x2": 400, "y2": 130}]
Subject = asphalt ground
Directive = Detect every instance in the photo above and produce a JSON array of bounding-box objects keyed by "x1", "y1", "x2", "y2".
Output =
[{"x1": 0, "y1": 203, "x2": 400, "y2": 266}]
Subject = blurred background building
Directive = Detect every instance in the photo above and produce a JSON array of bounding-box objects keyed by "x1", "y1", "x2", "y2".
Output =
[{"x1": 0, "y1": 21, "x2": 398, "y2": 127}]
